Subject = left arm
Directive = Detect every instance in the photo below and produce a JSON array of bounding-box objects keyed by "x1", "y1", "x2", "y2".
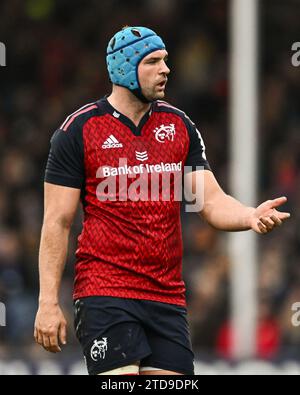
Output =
[{"x1": 185, "y1": 170, "x2": 290, "y2": 234}]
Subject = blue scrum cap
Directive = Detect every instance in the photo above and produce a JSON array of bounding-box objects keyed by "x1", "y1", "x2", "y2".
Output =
[{"x1": 106, "y1": 26, "x2": 166, "y2": 93}]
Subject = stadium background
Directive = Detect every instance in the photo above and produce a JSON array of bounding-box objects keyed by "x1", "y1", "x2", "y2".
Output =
[{"x1": 0, "y1": 0, "x2": 299, "y2": 374}]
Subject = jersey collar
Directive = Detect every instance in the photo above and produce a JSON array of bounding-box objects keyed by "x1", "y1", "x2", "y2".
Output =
[{"x1": 98, "y1": 96, "x2": 154, "y2": 137}]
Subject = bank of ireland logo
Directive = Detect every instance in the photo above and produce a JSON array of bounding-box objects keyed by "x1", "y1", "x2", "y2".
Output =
[
  {"x1": 154, "y1": 124, "x2": 176, "y2": 143},
  {"x1": 90, "y1": 337, "x2": 108, "y2": 361}
]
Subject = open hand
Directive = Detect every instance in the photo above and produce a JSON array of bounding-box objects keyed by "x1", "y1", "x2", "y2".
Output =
[{"x1": 250, "y1": 196, "x2": 291, "y2": 234}]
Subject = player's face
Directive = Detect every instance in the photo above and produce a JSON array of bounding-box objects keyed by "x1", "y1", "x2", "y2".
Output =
[{"x1": 138, "y1": 50, "x2": 170, "y2": 101}]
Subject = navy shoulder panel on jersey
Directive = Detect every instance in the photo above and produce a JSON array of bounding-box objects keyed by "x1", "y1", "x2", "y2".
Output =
[
  {"x1": 154, "y1": 101, "x2": 211, "y2": 172},
  {"x1": 44, "y1": 102, "x2": 102, "y2": 189},
  {"x1": 59, "y1": 102, "x2": 100, "y2": 132}
]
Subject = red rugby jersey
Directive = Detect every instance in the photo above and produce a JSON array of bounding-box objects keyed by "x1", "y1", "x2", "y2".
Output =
[{"x1": 45, "y1": 97, "x2": 211, "y2": 306}]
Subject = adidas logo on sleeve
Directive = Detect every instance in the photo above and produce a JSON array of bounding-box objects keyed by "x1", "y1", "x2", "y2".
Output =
[{"x1": 102, "y1": 135, "x2": 123, "y2": 149}]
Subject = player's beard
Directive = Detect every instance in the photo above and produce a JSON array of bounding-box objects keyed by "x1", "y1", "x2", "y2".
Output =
[{"x1": 141, "y1": 83, "x2": 166, "y2": 101}]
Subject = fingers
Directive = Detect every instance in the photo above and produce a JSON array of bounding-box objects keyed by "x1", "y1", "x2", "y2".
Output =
[
  {"x1": 257, "y1": 221, "x2": 268, "y2": 234},
  {"x1": 49, "y1": 331, "x2": 62, "y2": 352},
  {"x1": 260, "y1": 217, "x2": 275, "y2": 231},
  {"x1": 59, "y1": 322, "x2": 67, "y2": 346},
  {"x1": 42, "y1": 334, "x2": 50, "y2": 349},
  {"x1": 34, "y1": 326, "x2": 62, "y2": 353},
  {"x1": 270, "y1": 215, "x2": 282, "y2": 227},
  {"x1": 270, "y1": 196, "x2": 288, "y2": 208},
  {"x1": 268, "y1": 198, "x2": 291, "y2": 220},
  {"x1": 253, "y1": 197, "x2": 290, "y2": 235},
  {"x1": 35, "y1": 327, "x2": 44, "y2": 346},
  {"x1": 258, "y1": 211, "x2": 290, "y2": 234},
  {"x1": 34, "y1": 307, "x2": 67, "y2": 353},
  {"x1": 34, "y1": 327, "x2": 37, "y2": 342},
  {"x1": 276, "y1": 211, "x2": 291, "y2": 220},
  {"x1": 43, "y1": 331, "x2": 60, "y2": 353}
]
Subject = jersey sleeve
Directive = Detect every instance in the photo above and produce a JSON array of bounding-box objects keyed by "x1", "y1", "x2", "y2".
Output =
[
  {"x1": 44, "y1": 124, "x2": 84, "y2": 189},
  {"x1": 184, "y1": 116, "x2": 212, "y2": 172}
]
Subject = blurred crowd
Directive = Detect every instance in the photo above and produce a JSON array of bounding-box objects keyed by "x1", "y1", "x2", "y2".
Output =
[{"x1": 0, "y1": 0, "x2": 299, "y2": 364}]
